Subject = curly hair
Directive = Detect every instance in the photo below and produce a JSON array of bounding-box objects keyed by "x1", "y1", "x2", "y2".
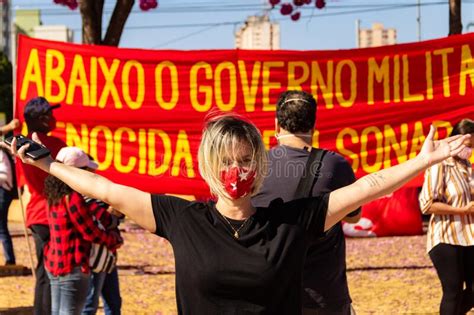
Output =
[
  {"x1": 44, "y1": 175, "x2": 72, "y2": 206},
  {"x1": 276, "y1": 90, "x2": 317, "y2": 133}
]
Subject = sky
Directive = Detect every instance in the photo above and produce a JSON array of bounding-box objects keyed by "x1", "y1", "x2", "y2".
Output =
[{"x1": 9, "y1": 0, "x2": 474, "y2": 51}]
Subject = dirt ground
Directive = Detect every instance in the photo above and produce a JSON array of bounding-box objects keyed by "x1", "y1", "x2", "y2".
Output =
[{"x1": 0, "y1": 222, "x2": 465, "y2": 314}]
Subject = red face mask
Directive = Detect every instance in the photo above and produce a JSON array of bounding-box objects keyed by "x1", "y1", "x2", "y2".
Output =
[{"x1": 220, "y1": 166, "x2": 256, "y2": 199}]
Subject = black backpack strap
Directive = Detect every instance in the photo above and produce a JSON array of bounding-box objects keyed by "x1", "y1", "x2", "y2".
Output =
[{"x1": 294, "y1": 148, "x2": 327, "y2": 199}]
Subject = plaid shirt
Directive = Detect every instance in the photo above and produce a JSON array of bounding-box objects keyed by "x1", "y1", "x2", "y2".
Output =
[{"x1": 44, "y1": 192, "x2": 121, "y2": 276}]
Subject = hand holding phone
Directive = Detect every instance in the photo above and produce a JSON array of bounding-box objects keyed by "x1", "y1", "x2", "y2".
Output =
[{"x1": 4, "y1": 135, "x2": 51, "y2": 160}]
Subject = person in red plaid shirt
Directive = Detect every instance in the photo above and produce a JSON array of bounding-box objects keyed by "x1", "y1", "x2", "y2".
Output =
[{"x1": 43, "y1": 147, "x2": 122, "y2": 315}]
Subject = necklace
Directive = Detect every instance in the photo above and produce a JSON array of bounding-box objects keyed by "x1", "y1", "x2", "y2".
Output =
[{"x1": 217, "y1": 211, "x2": 252, "y2": 239}]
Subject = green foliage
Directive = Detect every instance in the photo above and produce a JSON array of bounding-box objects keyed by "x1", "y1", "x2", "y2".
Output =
[{"x1": 0, "y1": 52, "x2": 13, "y2": 121}]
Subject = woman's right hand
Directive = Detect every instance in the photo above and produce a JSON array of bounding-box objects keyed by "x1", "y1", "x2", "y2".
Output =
[{"x1": 5, "y1": 133, "x2": 54, "y2": 171}]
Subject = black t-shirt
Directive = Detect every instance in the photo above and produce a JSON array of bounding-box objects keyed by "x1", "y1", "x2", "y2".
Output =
[
  {"x1": 152, "y1": 193, "x2": 329, "y2": 315},
  {"x1": 252, "y1": 145, "x2": 359, "y2": 308}
]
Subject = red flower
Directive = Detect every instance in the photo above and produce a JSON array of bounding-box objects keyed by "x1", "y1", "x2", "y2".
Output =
[
  {"x1": 291, "y1": 12, "x2": 301, "y2": 21},
  {"x1": 315, "y1": 0, "x2": 326, "y2": 9},
  {"x1": 293, "y1": 0, "x2": 304, "y2": 6},
  {"x1": 149, "y1": 0, "x2": 158, "y2": 9},
  {"x1": 140, "y1": 0, "x2": 150, "y2": 11},
  {"x1": 280, "y1": 3, "x2": 293, "y2": 15},
  {"x1": 269, "y1": 0, "x2": 281, "y2": 7}
]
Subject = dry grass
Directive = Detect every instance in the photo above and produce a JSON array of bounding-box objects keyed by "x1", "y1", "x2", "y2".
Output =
[{"x1": 0, "y1": 223, "x2": 461, "y2": 314}]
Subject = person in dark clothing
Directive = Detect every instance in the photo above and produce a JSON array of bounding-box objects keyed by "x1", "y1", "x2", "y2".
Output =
[
  {"x1": 7, "y1": 114, "x2": 470, "y2": 314},
  {"x1": 252, "y1": 90, "x2": 360, "y2": 315},
  {"x1": 0, "y1": 119, "x2": 20, "y2": 265},
  {"x1": 21, "y1": 97, "x2": 66, "y2": 315}
]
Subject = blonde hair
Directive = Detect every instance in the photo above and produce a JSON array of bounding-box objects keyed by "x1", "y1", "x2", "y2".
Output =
[{"x1": 198, "y1": 114, "x2": 267, "y2": 199}]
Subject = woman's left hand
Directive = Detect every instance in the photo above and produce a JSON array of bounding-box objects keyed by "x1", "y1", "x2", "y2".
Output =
[{"x1": 419, "y1": 125, "x2": 470, "y2": 166}]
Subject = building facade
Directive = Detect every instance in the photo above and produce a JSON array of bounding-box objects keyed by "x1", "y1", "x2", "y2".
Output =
[
  {"x1": 33, "y1": 25, "x2": 74, "y2": 42},
  {"x1": 358, "y1": 23, "x2": 397, "y2": 48},
  {"x1": 235, "y1": 15, "x2": 280, "y2": 50},
  {"x1": 11, "y1": 9, "x2": 74, "y2": 66}
]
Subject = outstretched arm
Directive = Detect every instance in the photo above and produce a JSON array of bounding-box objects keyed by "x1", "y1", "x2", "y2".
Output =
[
  {"x1": 324, "y1": 126, "x2": 470, "y2": 231},
  {"x1": 9, "y1": 135, "x2": 156, "y2": 233}
]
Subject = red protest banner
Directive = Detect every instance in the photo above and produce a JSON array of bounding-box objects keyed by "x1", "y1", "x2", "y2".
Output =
[{"x1": 16, "y1": 34, "x2": 474, "y2": 197}]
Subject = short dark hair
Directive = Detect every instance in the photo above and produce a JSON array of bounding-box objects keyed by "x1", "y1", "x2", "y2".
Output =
[
  {"x1": 450, "y1": 119, "x2": 474, "y2": 136},
  {"x1": 23, "y1": 97, "x2": 60, "y2": 121},
  {"x1": 276, "y1": 90, "x2": 317, "y2": 133}
]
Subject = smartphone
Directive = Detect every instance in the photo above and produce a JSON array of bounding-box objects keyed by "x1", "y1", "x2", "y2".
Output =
[{"x1": 4, "y1": 135, "x2": 51, "y2": 160}]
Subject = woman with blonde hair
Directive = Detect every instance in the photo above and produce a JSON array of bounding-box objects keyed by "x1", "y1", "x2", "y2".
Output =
[
  {"x1": 6, "y1": 115, "x2": 470, "y2": 314},
  {"x1": 419, "y1": 118, "x2": 474, "y2": 315}
]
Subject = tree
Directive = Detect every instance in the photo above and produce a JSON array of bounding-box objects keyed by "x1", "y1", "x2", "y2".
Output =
[
  {"x1": 449, "y1": 0, "x2": 462, "y2": 35},
  {"x1": 268, "y1": 0, "x2": 326, "y2": 21},
  {"x1": 0, "y1": 53, "x2": 13, "y2": 122},
  {"x1": 54, "y1": 0, "x2": 158, "y2": 46}
]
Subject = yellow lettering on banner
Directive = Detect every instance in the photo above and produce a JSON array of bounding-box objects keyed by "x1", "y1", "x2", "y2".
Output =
[
  {"x1": 65, "y1": 123, "x2": 89, "y2": 149},
  {"x1": 138, "y1": 129, "x2": 147, "y2": 174},
  {"x1": 330, "y1": 122, "x2": 452, "y2": 173},
  {"x1": 45, "y1": 49, "x2": 66, "y2": 103},
  {"x1": 311, "y1": 130, "x2": 320, "y2": 148},
  {"x1": 155, "y1": 61, "x2": 179, "y2": 110},
  {"x1": 288, "y1": 61, "x2": 309, "y2": 90},
  {"x1": 55, "y1": 122, "x2": 64, "y2": 135},
  {"x1": 432, "y1": 120, "x2": 453, "y2": 139},
  {"x1": 89, "y1": 125, "x2": 114, "y2": 170},
  {"x1": 383, "y1": 124, "x2": 408, "y2": 168},
  {"x1": 122, "y1": 60, "x2": 145, "y2": 110},
  {"x1": 172, "y1": 130, "x2": 195, "y2": 178},
  {"x1": 262, "y1": 61, "x2": 284, "y2": 111},
  {"x1": 402, "y1": 55, "x2": 424, "y2": 102},
  {"x1": 215, "y1": 62, "x2": 237, "y2": 111},
  {"x1": 311, "y1": 61, "x2": 334, "y2": 109},
  {"x1": 335, "y1": 60, "x2": 357, "y2": 108},
  {"x1": 238, "y1": 61, "x2": 261, "y2": 112},
  {"x1": 409, "y1": 121, "x2": 425, "y2": 159},
  {"x1": 66, "y1": 55, "x2": 90, "y2": 105},
  {"x1": 393, "y1": 55, "x2": 401, "y2": 103},
  {"x1": 360, "y1": 126, "x2": 383, "y2": 173},
  {"x1": 425, "y1": 52, "x2": 434, "y2": 100},
  {"x1": 20, "y1": 49, "x2": 44, "y2": 100},
  {"x1": 459, "y1": 45, "x2": 474, "y2": 96},
  {"x1": 148, "y1": 129, "x2": 171, "y2": 176},
  {"x1": 98, "y1": 58, "x2": 122, "y2": 109},
  {"x1": 336, "y1": 128, "x2": 360, "y2": 172},
  {"x1": 62, "y1": 124, "x2": 201, "y2": 177},
  {"x1": 89, "y1": 57, "x2": 98, "y2": 107},
  {"x1": 114, "y1": 127, "x2": 137, "y2": 173},
  {"x1": 262, "y1": 130, "x2": 274, "y2": 150},
  {"x1": 434, "y1": 47, "x2": 454, "y2": 97},
  {"x1": 190, "y1": 62, "x2": 212, "y2": 112},
  {"x1": 367, "y1": 56, "x2": 390, "y2": 105}
]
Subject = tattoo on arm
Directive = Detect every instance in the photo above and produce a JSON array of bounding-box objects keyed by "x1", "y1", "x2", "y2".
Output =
[{"x1": 363, "y1": 172, "x2": 386, "y2": 188}]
